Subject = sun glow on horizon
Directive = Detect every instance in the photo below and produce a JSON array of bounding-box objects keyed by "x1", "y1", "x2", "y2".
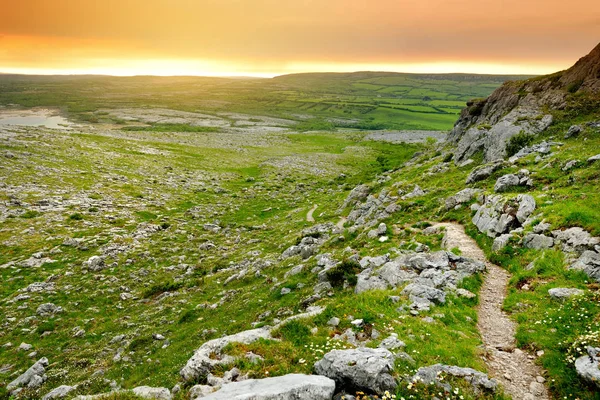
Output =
[{"x1": 0, "y1": 58, "x2": 568, "y2": 78}]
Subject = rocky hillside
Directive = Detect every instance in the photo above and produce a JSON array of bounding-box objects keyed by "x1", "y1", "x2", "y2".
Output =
[
  {"x1": 1, "y1": 43, "x2": 600, "y2": 400},
  {"x1": 448, "y1": 42, "x2": 600, "y2": 163}
]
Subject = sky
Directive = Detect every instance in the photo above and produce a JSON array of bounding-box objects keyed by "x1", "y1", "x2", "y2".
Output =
[{"x1": 1, "y1": 0, "x2": 599, "y2": 77}]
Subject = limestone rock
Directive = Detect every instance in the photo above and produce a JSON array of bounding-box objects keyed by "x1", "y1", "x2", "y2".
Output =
[
  {"x1": 314, "y1": 348, "x2": 397, "y2": 394},
  {"x1": 132, "y1": 386, "x2": 172, "y2": 400},
  {"x1": 42, "y1": 385, "x2": 77, "y2": 400},
  {"x1": 7, "y1": 357, "x2": 48, "y2": 392},
  {"x1": 575, "y1": 347, "x2": 600, "y2": 389},
  {"x1": 523, "y1": 233, "x2": 554, "y2": 250},
  {"x1": 548, "y1": 288, "x2": 584, "y2": 300},
  {"x1": 412, "y1": 364, "x2": 497, "y2": 392},
  {"x1": 200, "y1": 374, "x2": 335, "y2": 400}
]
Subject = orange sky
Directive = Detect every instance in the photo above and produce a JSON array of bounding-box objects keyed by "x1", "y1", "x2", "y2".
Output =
[{"x1": 1, "y1": 0, "x2": 599, "y2": 76}]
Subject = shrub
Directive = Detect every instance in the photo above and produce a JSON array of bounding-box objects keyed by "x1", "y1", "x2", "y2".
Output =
[
  {"x1": 69, "y1": 213, "x2": 84, "y2": 220},
  {"x1": 143, "y1": 280, "x2": 184, "y2": 298},
  {"x1": 128, "y1": 336, "x2": 154, "y2": 351},
  {"x1": 326, "y1": 259, "x2": 361, "y2": 288},
  {"x1": 567, "y1": 79, "x2": 583, "y2": 93},
  {"x1": 506, "y1": 132, "x2": 535, "y2": 157}
]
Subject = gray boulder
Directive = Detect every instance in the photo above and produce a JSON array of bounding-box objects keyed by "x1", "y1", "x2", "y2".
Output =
[
  {"x1": 37, "y1": 303, "x2": 63, "y2": 317},
  {"x1": 42, "y1": 385, "x2": 77, "y2": 400},
  {"x1": 575, "y1": 347, "x2": 600, "y2": 389},
  {"x1": 553, "y1": 228, "x2": 600, "y2": 253},
  {"x1": 83, "y1": 255, "x2": 106, "y2": 272},
  {"x1": 378, "y1": 334, "x2": 406, "y2": 350},
  {"x1": 412, "y1": 364, "x2": 497, "y2": 392},
  {"x1": 200, "y1": 374, "x2": 335, "y2": 400},
  {"x1": 492, "y1": 234, "x2": 511, "y2": 252},
  {"x1": 402, "y1": 283, "x2": 446, "y2": 305},
  {"x1": 465, "y1": 161, "x2": 504, "y2": 184},
  {"x1": 132, "y1": 386, "x2": 172, "y2": 400},
  {"x1": 7, "y1": 357, "x2": 48, "y2": 392},
  {"x1": 180, "y1": 328, "x2": 272, "y2": 382},
  {"x1": 589, "y1": 154, "x2": 600, "y2": 162},
  {"x1": 570, "y1": 251, "x2": 600, "y2": 282},
  {"x1": 523, "y1": 233, "x2": 554, "y2": 250},
  {"x1": 494, "y1": 174, "x2": 520, "y2": 192},
  {"x1": 548, "y1": 288, "x2": 584, "y2": 300},
  {"x1": 314, "y1": 348, "x2": 396, "y2": 394},
  {"x1": 564, "y1": 125, "x2": 582, "y2": 139},
  {"x1": 516, "y1": 194, "x2": 536, "y2": 223},
  {"x1": 445, "y1": 188, "x2": 481, "y2": 209}
]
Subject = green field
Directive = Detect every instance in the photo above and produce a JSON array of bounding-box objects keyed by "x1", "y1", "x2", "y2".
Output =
[{"x1": 0, "y1": 72, "x2": 532, "y2": 131}]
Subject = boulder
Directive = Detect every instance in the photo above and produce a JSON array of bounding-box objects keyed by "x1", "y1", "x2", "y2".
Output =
[
  {"x1": 314, "y1": 348, "x2": 396, "y2": 394},
  {"x1": 465, "y1": 161, "x2": 505, "y2": 184},
  {"x1": 132, "y1": 386, "x2": 172, "y2": 400},
  {"x1": 492, "y1": 234, "x2": 511, "y2": 252},
  {"x1": 523, "y1": 233, "x2": 554, "y2": 250},
  {"x1": 589, "y1": 154, "x2": 600, "y2": 162},
  {"x1": 570, "y1": 250, "x2": 600, "y2": 282},
  {"x1": 83, "y1": 255, "x2": 106, "y2": 272},
  {"x1": 37, "y1": 303, "x2": 63, "y2": 316},
  {"x1": 553, "y1": 228, "x2": 600, "y2": 253},
  {"x1": 412, "y1": 364, "x2": 497, "y2": 392},
  {"x1": 42, "y1": 385, "x2": 77, "y2": 400},
  {"x1": 564, "y1": 125, "x2": 582, "y2": 139},
  {"x1": 378, "y1": 334, "x2": 406, "y2": 350},
  {"x1": 445, "y1": 188, "x2": 481, "y2": 209},
  {"x1": 494, "y1": 174, "x2": 520, "y2": 192},
  {"x1": 200, "y1": 374, "x2": 335, "y2": 400},
  {"x1": 516, "y1": 194, "x2": 536, "y2": 223},
  {"x1": 575, "y1": 347, "x2": 600, "y2": 389},
  {"x1": 7, "y1": 357, "x2": 48, "y2": 392},
  {"x1": 402, "y1": 283, "x2": 446, "y2": 305},
  {"x1": 180, "y1": 328, "x2": 272, "y2": 382},
  {"x1": 548, "y1": 288, "x2": 584, "y2": 300}
]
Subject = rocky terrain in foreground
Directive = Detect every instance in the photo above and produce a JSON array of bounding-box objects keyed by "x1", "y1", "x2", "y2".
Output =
[{"x1": 1, "y1": 43, "x2": 600, "y2": 399}]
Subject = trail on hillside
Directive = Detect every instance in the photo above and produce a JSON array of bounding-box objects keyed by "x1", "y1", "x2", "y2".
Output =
[
  {"x1": 436, "y1": 223, "x2": 549, "y2": 400},
  {"x1": 306, "y1": 204, "x2": 318, "y2": 222}
]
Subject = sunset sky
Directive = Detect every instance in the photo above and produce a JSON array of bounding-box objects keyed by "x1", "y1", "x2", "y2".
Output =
[{"x1": 1, "y1": 0, "x2": 599, "y2": 77}]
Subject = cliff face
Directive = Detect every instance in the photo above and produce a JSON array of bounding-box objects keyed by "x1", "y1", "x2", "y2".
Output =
[{"x1": 449, "y1": 42, "x2": 600, "y2": 163}]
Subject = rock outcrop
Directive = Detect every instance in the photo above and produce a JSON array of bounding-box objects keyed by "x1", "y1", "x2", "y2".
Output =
[{"x1": 448, "y1": 42, "x2": 600, "y2": 162}]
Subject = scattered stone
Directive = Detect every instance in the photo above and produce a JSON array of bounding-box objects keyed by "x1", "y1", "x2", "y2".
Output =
[
  {"x1": 412, "y1": 364, "x2": 497, "y2": 392},
  {"x1": 36, "y1": 303, "x2": 63, "y2": 316},
  {"x1": 378, "y1": 334, "x2": 406, "y2": 350},
  {"x1": 456, "y1": 288, "x2": 476, "y2": 299},
  {"x1": 132, "y1": 386, "x2": 172, "y2": 400},
  {"x1": 83, "y1": 255, "x2": 106, "y2": 272},
  {"x1": 548, "y1": 288, "x2": 584, "y2": 300},
  {"x1": 327, "y1": 317, "x2": 340, "y2": 327}
]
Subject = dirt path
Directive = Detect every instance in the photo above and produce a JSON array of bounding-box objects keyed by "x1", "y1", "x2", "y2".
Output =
[
  {"x1": 336, "y1": 216, "x2": 347, "y2": 230},
  {"x1": 306, "y1": 204, "x2": 318, "y2": 223},
  {"x1": 436, "y1": 223, "x2": 549, "y2": 400}
]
